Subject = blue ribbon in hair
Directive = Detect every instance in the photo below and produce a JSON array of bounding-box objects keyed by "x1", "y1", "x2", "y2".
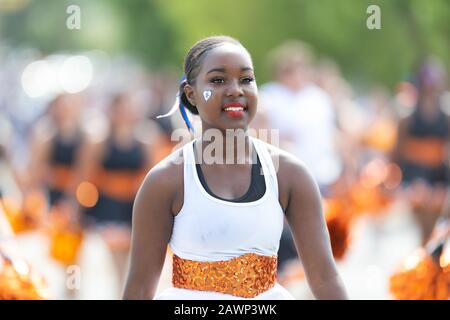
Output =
[{"x1": 156, "y1": 75, "x2": 195, "y2": 133}]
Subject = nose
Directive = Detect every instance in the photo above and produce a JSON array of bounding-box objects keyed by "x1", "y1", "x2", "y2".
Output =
[{"x1": 226, "y1": 79, "x2": 244, "y2": 97}]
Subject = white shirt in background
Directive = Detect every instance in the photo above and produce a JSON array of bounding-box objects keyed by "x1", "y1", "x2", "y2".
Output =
[{"x1": 259, "y1": 83, "x2": 342, "y2": 187}]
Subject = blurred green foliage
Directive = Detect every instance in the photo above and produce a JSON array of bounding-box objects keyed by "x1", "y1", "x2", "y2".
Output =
[{"x1": 0, "y1": 0, "x2": 448, "y2": 89}]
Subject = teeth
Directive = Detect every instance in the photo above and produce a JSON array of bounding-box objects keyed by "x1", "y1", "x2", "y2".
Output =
[{"x1": 224, "y1": 107, "x2": 244, "y2": 111}]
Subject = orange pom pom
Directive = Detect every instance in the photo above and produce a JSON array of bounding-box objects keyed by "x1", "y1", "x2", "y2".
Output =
[
  {"x1": 323, "y1": 198, "x2": 353, "y2": 260},
  {"x1": 46, "y1": 203, "x2": 84, "y2": 266},
  {"x1": 1, "y1": 192, "x2": 46, "y2": 234},
  {"x1": 390, "y1": 231, "x2": 450, "y2": 300},
  {"x1": 0, "y1": 248, "x2": 51, "y2": 300}
]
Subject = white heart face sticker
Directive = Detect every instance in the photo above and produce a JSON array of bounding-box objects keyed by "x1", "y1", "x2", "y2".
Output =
[{"x1": 203, "y1": 90, "x2": 212, "y2": 101}]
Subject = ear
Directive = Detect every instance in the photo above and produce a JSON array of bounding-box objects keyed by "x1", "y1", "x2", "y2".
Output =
[{"x1": 183, "y1": 84, "x2": 197, "y2": 107}]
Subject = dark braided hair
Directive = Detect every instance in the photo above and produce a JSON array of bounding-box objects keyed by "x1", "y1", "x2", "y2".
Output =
[{"x1": 180, "y1": 36, "x2": 243, "y2": 115}]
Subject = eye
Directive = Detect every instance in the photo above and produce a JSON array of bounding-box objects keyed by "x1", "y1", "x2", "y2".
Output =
[
  {"x1": 210, "y1": 78, "x2": 225, "y2": 84},
  {"x1": 241, "y1": 77, "x2": 255, "y2": 84}
]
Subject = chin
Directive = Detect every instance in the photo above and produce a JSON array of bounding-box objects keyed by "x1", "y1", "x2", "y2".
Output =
[{"x1": 222, "y1": 120, "x2": 249, "y2": 131}]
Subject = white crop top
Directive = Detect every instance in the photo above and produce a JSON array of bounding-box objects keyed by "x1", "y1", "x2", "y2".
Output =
[{"x1": 169, "y1": 136, "x2": 285, "y2": 262}]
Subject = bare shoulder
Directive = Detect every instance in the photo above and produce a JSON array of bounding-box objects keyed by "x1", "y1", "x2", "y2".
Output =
[
  {"x1": 138, "y1": 146, "x2": 185, "y2": 215},
  {"x1": 79, "y1": 129, "x2": 108, "y2": 161},
  {"x1": 144, "y1": 147, "x2": 184, "y2": 186},
  {"x1": 32, "y1": 117, "x2": 56, "y2": 145}
]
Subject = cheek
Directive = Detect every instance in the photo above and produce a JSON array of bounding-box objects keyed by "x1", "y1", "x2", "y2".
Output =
[
  {"x1": 204, "y1": 86, "x2": 224, "y2": 103},
  {"x1": 195, "y1": 84, "x2": 218, "y2": 107},
  {"x1": 246, "y1": 86, "x2": 258, "y2": 107},
  {"x1": 247, "y1": 88, "x2": 258, "y2": 120},
  {"x1": 204, "y1": 88, "x2": 221, "y2": 104},
  {"x1": 196, "y1": 86, "x2": 222, "y2": 112},
  {"x1": 195, "y1": 94, "x2": 219, "y2": 119}
]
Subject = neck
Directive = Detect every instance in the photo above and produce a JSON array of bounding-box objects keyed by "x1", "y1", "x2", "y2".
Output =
[
  {"x1": 419, "y1": 95, "x2": 439, "y2": 118},
  {"x1": 58, "y1": 120, "x2": 78, "y2": 137},
  {"x1": 111, "y1": 123, "x2": 134, "y2": 142},
  {"x1": 196, "y1": 128, "x2": 254, "y2": 165}
]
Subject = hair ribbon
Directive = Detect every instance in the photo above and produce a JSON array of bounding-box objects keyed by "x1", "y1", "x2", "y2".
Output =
[{"x1": 156, "y1": 75, "x2": 195, "y2": 133}]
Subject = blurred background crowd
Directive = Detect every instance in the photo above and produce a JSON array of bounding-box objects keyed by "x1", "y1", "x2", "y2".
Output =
[{"x1": 0, "y1": 0, "x2": 449, "y2": 300}]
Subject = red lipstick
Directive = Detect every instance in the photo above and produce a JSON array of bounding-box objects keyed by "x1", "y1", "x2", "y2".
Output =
[{"x1": 222, "y1": 102, "x2": 247, "y2": 118}]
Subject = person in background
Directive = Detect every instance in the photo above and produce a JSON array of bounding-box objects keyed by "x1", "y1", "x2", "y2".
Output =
[
  {"x1": 392, "y1": 58, "x2": 449, "y2": 245},
  {"x1": 28, "y1": 94, "x2": 85, "y2": 207},
  {"x1": 257, "y1": 41, "x2": 343, "y2": 273},
  {"x1": 78, "y1": 91, "x2": 160, "y2": 296}
]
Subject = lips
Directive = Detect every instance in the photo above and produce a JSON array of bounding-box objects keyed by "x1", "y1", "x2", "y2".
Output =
[{"x1": 222, "y1": 102, "x2": 247, "y2": 112}]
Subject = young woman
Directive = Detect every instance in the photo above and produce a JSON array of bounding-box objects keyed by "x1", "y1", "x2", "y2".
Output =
[
  {"x1": 392, "y1": 60, "x2": 449, "y2": 244},
  {"x1": 123, "y1": 36, "x2": 348, "y2": 300},
  {"x1": 29, "y1": 94, "x2": 85, "y2": 207},
  {"x1": 79, "y1": 92, "x2": 159, "y2": 295}
]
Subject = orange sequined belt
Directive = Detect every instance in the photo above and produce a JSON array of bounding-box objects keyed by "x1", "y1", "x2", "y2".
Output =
[
  {"x1": 172, "y1": 253, "x2": 277, "y2": 298},
  {"x1": 401, "y1": 137, "x2": 447, "y2": 167},
  {"x1": 94, "y1": 169, "x2": 146, "y2": 201},
  {"x1": 49, "y1": 165, "x2": 74, "y2": 192}
]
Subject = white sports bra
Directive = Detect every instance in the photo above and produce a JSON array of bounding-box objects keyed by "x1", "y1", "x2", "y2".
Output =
[{"x1": 169, "y1": 136, "x2": 285, "y2": 262}]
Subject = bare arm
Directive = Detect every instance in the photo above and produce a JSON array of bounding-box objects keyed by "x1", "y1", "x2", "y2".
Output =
[
  {"x1": 390, "y1": 117, "x2": 409, "y2": 164},
  {"x1": 122, "y1": 155, "x2": 181, "y2": 299},
  {"x1": 281, "y1": 155, "x2": 348, "y2": 300},
  {"x1": 27, "y1": 124, "x2": 53, "y2": 191}
]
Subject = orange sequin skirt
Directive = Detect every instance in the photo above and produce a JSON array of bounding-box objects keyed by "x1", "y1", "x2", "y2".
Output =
[{"x1": 172, "y1": 253, "x2": 277, "y2": 298}]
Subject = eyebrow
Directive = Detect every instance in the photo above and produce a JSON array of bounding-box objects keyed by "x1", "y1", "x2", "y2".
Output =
[{"x1": 206, "y1": 67, "x2": 254, "y2": 74}]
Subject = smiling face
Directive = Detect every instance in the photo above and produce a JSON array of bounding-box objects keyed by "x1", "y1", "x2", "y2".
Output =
[{"x1": 183, "y1": 43, "x2": 258, "y2": 132}]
